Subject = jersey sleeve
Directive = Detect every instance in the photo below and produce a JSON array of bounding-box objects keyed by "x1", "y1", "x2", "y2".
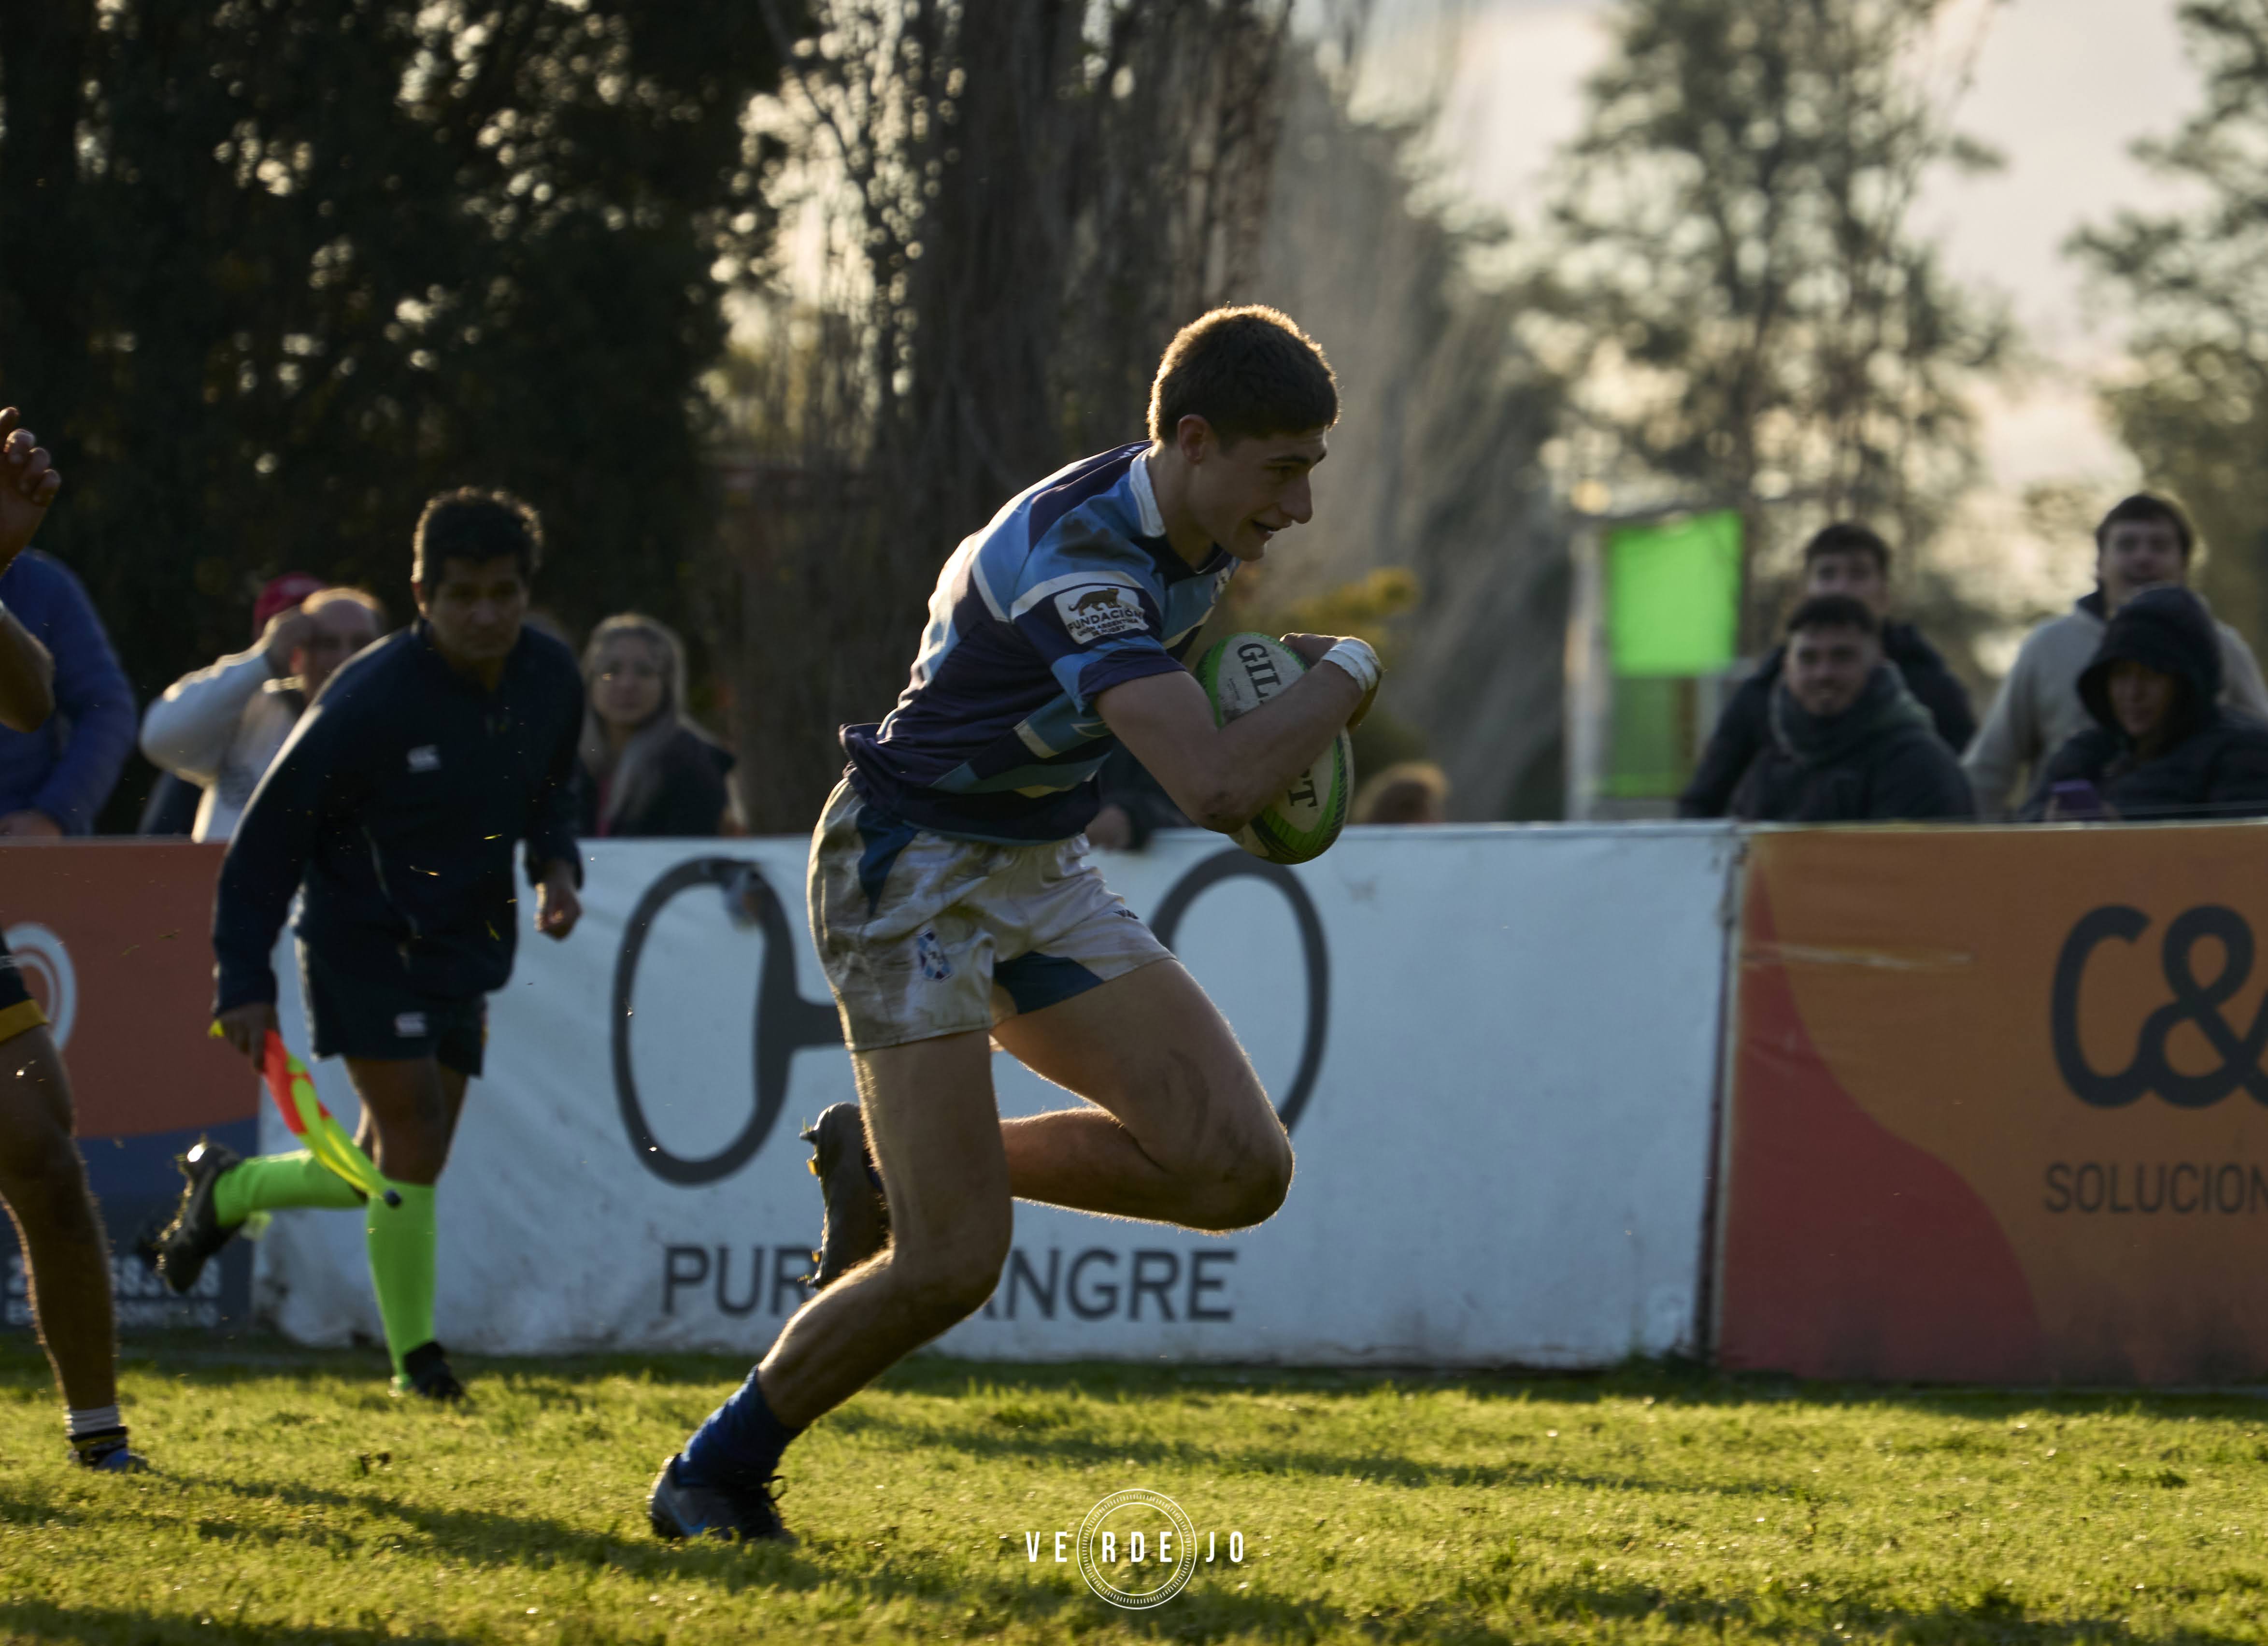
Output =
[{"x1": 1007, "y1": 526, "x2": 1186, "y2": 712}]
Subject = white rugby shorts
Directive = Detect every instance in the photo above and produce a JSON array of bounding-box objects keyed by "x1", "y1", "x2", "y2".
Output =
[{"x1": 808, "y1": 780, "x2": 1170, "y2": 1052}]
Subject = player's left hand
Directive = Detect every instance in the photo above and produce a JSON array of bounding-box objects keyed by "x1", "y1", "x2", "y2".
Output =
[
  {"x1": 1279, "y1": 633, "x2": 1336, "y2": 668},
  {"x1": 535, "y1": 861, "x2": 581, "y2": 940},
  {"x1": 0, "y1": 410, "x2": 61, "y2": 571}
]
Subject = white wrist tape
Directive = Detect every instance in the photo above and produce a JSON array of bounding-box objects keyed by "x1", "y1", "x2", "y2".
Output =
[{"x1": 1319, "y1": 638, "x2": 1381, "y2": 696}]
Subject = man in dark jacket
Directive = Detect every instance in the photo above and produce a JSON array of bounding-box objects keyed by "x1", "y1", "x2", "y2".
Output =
[
  {"x1": 1681, "y1": 522, "x2": 1973, "y2": 817},
  {"x1": 2021, "y1": 587, "x2": 2268, "y2": 822},
  {"x1": 157, "y1": 489, "x2": 585, "y2": 1402},
  {"x1": 1727, "y1": 595, "x2": 1976, "y2": 824}
]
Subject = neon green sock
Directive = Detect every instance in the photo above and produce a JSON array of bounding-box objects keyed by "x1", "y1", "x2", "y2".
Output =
[
  {"x1": 364, "y1": 1181, "x2": 438, "y2": 1381},
  {"x1": 212, "y1": 1151, "x2": 367, "y2": 1227}
]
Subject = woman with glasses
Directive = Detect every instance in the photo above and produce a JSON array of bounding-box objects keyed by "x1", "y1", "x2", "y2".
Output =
[{"x1": 578, "y1": 614, "x2": 740, "y2": 837}]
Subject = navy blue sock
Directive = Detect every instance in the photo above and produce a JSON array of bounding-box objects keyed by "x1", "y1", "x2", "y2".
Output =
[{"x1": 679, "y1": 1371, "x2": 801, "y2": 1489}]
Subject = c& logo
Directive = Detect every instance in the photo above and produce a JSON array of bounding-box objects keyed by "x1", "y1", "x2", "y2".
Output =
[{"x1": 2051, "y1": 904, "x2": 2268, "y2": 1108}]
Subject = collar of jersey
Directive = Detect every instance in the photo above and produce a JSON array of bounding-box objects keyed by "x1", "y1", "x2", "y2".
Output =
[{"x1": 1126, "y1": 449, "x2": 1229, "y2": 584}]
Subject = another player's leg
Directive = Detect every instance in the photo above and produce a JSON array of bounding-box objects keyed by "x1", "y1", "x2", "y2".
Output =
[
  {"x1": 155, "y1": 1141, "x2": 364, "y2": 1296},
  {"x1": 650, "y1": 1028, "x2": 1010, "y2": 1543},
  {"x1": 345, "y1": 1054, "x2": 468, "y2": 1402},
  {"x1": 0, "y1": 1024, "x2": 149, "y2": 1471},
  {"x1": 989, "y1": 956, "x2": 1293, "y2": 1229}
]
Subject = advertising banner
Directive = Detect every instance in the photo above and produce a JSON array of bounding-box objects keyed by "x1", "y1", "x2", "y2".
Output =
[
  {"x1": 257, "y1": 826, "x2": 1736, "y2": 1367},
  {"x1": 0, "y1": 843, "x2": 255, "y2": 1333},
  {"x1": 1717, "y1": 823, "x2": 2268, "y2": 1385}
]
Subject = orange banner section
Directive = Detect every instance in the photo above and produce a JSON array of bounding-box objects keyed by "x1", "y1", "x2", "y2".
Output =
[
  {"x1": 1718, "y1": 823, "x2": 2268, "y2": 1385},
  {"x1": 0, "y1": 841, "x2": 250, "y2": 1138}
]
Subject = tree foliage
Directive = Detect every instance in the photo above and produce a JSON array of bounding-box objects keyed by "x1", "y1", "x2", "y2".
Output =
[
  {"x1": 2072, "y1": 0, "x2": 2268, "y2": 644},
  {"x1": 0, "y1": 1, "x2": 796, "y2": 823},
  {"x1": 1530, "y1": 0, "x2": 2012, "y2": 646}
]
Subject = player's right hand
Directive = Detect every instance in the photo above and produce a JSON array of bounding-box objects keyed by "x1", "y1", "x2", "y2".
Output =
[{"x1": 215, "y1": 1002, "x2": 279, "y2": 1063}]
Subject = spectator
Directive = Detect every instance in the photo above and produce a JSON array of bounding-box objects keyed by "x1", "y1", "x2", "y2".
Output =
[
  {"x1": 2021, "y1": 588, "x2": 2268, "y2": 823},
  {"x1": 0, "y1": 547, "x2": 136, "y2": 837},
  {"x1": 1681, "y1": 522, "x2": 1972, "y2": 817},
  {"x1": 141, "y1": 578, "x2": 386, "y2": 842},
  {"x1": 1354, "y1": 760, "x2": 1449, "y2": 823},
  {"x1": 1726, "y1": 595, "x2": 1974, "y2": 824},
  {"x1": 578, "y1": 614, "x2": 739, "y2": 837},
  {"x1": 1966, "y1": 494, "x2": 2268, "y2": 816}
]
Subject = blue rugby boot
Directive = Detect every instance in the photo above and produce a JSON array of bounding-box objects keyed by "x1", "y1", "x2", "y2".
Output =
[{"x1": 647, "y1": 1455, "x2": 793, "y2": 1545}]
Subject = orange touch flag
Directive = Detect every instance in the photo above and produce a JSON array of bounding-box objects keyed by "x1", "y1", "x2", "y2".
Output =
[{"x1": 210, "y1": 1024, "x2": 399, "y2": 1206}]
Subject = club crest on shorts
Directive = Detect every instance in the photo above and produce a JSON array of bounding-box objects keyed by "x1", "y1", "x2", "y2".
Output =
[
  {"x1": 394, "y1": 1011, "x2": 428, "y2": 1037},
  {"x1": 915, "y1": 930, "x2": 954, "y2": 981},
  {"x1": 1056, "y1": 584, "x2": 1146, "y2": 645}
]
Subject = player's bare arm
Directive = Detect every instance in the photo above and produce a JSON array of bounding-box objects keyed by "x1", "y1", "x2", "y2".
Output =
[
  {"x1": 1098, "y1": 643, "x2": 1363, "y2": 832},
  {"x1": 0, "y1": 409, "x2": 61, "y2": 732}
]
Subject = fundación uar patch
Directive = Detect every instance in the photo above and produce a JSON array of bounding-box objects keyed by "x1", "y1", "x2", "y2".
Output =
[{"x1": 1056, "y1": 585, "x2": 1147, "y2": 645}]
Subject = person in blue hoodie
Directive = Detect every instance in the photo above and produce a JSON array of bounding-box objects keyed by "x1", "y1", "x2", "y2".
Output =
[{"x1": 0, "y1": 521, "x2": 134, "y2": 838}]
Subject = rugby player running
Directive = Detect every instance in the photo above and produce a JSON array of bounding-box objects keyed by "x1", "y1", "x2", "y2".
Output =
[
  {"x1": 0, "y1": 408, "x2": 149, "y2": 1471},
  {"x1": 160, "y1": 491, "x2": 584, "y2": 1401},
  {"x1": 649, "y1": 306, "x2": 1380, "y2": 1542}
]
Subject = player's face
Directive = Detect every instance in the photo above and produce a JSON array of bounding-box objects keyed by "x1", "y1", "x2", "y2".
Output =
[
  {"x1": 592, "y1": 636, "x2": 667, "y2": 732},
  {"x1": 1190, "y1": 426, "x2": 1328, "y2": 562},
  {"x1": 1803, "y1": 550, "x2": 1888, "y2": 616},
  {"x1": 1785, "y1": 623, "x2": 1880, "y2": 719},
  {"x1": 417, "y1": 556, "x2": 528, "y2": 665}
]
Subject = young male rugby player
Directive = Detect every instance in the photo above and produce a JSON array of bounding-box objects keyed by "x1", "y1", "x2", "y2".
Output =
[
  {"x1": 649, "y1": 306, "x2": 1380, "y2": 1542},
  {"x1": 160, "y1": 491, "x2": 584, "y2": 1401},
  {"x1": 0, "y1": 409, "x2": 149, "y2": 1471}
]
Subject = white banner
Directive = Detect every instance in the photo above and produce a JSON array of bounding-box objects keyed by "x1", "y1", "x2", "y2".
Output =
[{"x1": 256, "y1": 824, "x2": 1736, "y2": 1366}]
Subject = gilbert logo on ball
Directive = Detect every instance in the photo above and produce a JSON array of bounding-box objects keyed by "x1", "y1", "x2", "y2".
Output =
[{"x1": 1195, "y1": 632, "x2": 1352, "y2": 865}]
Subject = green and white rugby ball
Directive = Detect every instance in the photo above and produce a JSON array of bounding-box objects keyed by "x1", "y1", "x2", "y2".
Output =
[{"x1": 1194, "y1": 632, "x2": 1353, "y2": 865}]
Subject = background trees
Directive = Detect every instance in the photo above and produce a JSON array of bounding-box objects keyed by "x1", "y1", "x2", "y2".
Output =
[
  {"x1": 2075, "y1": 0, "x2": 2268, "y2": 643},
  {"x1": 0, "y1": 1, "x2": 797, "y2": 823}
]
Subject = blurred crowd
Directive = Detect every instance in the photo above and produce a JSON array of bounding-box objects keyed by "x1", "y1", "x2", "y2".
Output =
[
  {"x1": 0, "y1": 550, "x2": 742, "y2": 846},
  {"x1": 0, "y1": 488, "x2": 2252, "y2": 844}
]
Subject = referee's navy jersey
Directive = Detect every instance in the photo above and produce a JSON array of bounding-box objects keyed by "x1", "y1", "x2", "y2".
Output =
[{"x1": 842, "y1": 443, "x2": 1234, "y2": 843}]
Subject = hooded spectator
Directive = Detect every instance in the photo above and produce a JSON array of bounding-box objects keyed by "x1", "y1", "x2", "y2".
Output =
[
  {"x1": 0, "y1": 549, "x2": 136, "y2": 836},
  {"x1": 1727, "y1": 595, "x2": 1975, "y2": 824},
  {"x1": 141, "y1": 577, "x2": 386, "y2": 841},
  {"x1": 578, "y1": 614, "x2": 739, "y2": 837},
  {"x1": 1966, "y1": 494, "x2": 2268, "y2": 816},
  {"x1": 2021, "y1": 587, "x2": 2268, "y2": 822},
  {"x1": 1681, "y1": 522, "x2": 1973, "y2": 818}
]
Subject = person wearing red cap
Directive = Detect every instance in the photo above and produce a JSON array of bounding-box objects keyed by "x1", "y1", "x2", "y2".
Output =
[{"x1": 140, "y1": 573, "x2": 386, "y2": 841}]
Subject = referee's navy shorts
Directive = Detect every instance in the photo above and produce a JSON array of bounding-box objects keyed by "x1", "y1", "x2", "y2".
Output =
[{"x1": 297, "y1": 941, "x2": 487, "y2": 1078}]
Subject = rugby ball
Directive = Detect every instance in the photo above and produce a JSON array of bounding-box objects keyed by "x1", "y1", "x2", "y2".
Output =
[{"x1": 1194, "y1": 633, "x2": 1353, "y2": 865}]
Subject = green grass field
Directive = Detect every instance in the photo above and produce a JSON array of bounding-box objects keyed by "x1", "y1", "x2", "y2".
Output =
[{"x1": 5, "y1": 1339, "x2": 2268, "y2": 1644}]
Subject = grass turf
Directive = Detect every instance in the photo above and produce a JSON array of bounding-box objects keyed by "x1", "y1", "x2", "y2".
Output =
[{"x1": 4, "y1": 1340, "x2": 2268, "y2": 1643}]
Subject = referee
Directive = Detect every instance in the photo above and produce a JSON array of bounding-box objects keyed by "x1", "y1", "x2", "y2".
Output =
[
  {"x1": 158, "y1": 489, "x2": 585, "y2": 1401},
  {"x1": 0, "y1": 407, "x2": 149, "y2": 1470}
]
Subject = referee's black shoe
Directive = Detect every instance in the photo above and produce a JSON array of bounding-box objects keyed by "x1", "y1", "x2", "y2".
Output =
[
  {"x1": 803, "y1": 1102, "x2": 888, "y2": 1289},
  {"x1": 393, "y1": 1340, "x2": 468, "y2": 1403},
  {"x1": 647, "y1": 1455, "x2": 793, "y2": 1545},
  {"x1": 154, "y1": 1139, "x2": 242, "y2": 1296}
]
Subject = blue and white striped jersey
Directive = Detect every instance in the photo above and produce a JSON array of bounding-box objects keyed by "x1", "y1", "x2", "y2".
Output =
[{"x1": 842, "y1": 443, "x2": 1235, "y2": 842}]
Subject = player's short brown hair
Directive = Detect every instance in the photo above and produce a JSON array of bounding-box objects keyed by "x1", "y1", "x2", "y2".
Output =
[
  {"x1": 413, "y1": 487, "x2": 543, "y2": 587},
  {"x1": 1147, "y1": 306, "x2": 1338, "y2": 447}
]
